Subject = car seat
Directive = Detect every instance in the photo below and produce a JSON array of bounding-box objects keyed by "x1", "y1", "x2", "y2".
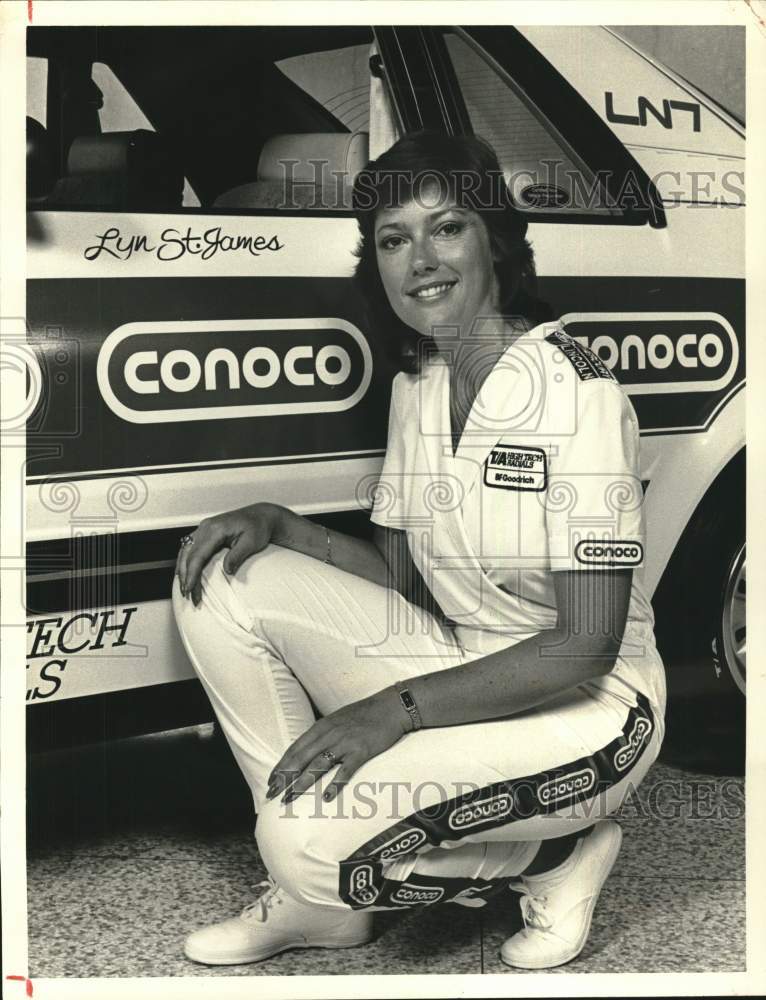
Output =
[
  {"x1": 45, "y1": 129, "x2": 184, "y2": 211},
  {"x1": 213, "y1": 131, "x2": 369, "y2": 210}
]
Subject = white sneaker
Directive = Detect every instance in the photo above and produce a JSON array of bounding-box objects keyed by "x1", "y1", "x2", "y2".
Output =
[
  {"x1": 500, "y1": 821, "x2": 623, "y2": 970},
  {"x1": 184, "y1": 877, "x2": 374, "y2": 966}
]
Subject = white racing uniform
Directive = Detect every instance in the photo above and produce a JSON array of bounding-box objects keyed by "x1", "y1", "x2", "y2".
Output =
[{"x1": 173, "y1": 320, "x2": 666, "y2": 913}]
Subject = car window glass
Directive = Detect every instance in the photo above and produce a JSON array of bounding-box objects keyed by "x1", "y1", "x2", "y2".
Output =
[
  {"x1": 442, "y1": 30, "x2": 618, "y2": 216},
  {"x1": 275, "y1": 44, "x2": 371, "y2": 132},
  {"x1": 211, "y1": 37, "x2": 381, "y2": 211},
  {"x1": 92, "y1": 62, "x2": 200, "y2": 207},
  {"x1": 27, "y1": 56, "x2": 48, "y2": 127},
  {"x1": 27, "y1": 29, "x2": 401, "y2": 214}
]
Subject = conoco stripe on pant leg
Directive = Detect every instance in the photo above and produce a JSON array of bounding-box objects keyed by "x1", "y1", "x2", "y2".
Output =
[
  {"x1": 352, "y1": 870, "x2": 515, "y2": 911},
  {"x1": 337, "y1": 694, "x2": 655, "y2": 910}
]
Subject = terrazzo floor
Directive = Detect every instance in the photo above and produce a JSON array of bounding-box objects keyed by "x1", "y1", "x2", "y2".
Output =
[{"x1": 26, "y1": 721, "x2": 746, "y2": 978}]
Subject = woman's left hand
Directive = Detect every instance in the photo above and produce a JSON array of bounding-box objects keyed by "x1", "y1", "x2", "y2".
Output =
[{"x1": 266, "y1": 687, "x2": 410, "y2": 804}]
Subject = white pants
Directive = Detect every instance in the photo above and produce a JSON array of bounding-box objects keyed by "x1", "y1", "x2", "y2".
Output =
[{"x1": 172, "y1": 544, "x2": 664, "y2": 913}]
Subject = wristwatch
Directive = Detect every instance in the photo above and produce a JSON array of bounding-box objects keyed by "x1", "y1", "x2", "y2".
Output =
[{"x1": 393, "y1": 681, "x2": 423, "y2": 731}]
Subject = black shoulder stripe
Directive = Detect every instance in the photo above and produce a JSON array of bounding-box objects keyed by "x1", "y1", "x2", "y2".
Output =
[{"x1": 546, "y1": 329, "x2": 617, "y2": 382}]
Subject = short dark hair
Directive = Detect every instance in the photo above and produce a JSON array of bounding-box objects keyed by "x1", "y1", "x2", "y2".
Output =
[{"x1": 351, "y1": 130, "x2": 551, "y2": 373}]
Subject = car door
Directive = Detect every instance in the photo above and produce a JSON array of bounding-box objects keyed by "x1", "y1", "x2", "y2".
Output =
[{"x1": 25, "y1": 25, "x2": 411, "y2": 736}]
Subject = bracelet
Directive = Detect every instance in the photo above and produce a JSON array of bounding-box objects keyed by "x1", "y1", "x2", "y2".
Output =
[
  {"x1": 393, "y1": 681, "x2": 423, "y2": 732},
  {"x1": 323, "y1": 526, "x2": 334, "y2": 566}
]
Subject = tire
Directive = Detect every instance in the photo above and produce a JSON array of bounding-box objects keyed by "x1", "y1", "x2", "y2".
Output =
[
  {"x1": 653, "y1": 452, "x2": 745, "y2": 774},
  {"x1": 718, "y1": 539, "x2": 746, "y2": 698}
]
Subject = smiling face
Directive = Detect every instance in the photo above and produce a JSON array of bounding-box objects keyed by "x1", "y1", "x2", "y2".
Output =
[{"x1": 374, "y1": 183, "x2": 501, "y2": 344}]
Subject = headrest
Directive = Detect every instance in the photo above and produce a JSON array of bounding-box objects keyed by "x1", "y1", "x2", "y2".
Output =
[
  {"x1": 257, "y1": 132, "x2": 369, "y2": 187},
  {"x1": 67, "y1": 129, "x2": 180, "y2": 179},
  {"x1": 61, "y1": 129, "x2": 184, "y2": 209}
]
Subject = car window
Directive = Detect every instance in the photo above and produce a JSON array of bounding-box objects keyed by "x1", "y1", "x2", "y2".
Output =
[
  {"x1": 92, "y1": 62, "x2": 200, "y2": 207},
  {"x1": 441, "y1": 29, "x2": 619, "y2": 216},
  {"x1": 211, "y1": 37, "x2": 383, "y2": 211},
  {"x1": 27, "y1": 55, "x2": 47, "y2": 127},
  {"x1": 276, "y1": 44, "x2": 372, "y2": 132},
  {"x1": 27, "y1": 28, "x2": 397, "y2": 215}
]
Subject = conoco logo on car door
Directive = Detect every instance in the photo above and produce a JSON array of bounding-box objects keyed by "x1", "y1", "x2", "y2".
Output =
[
  {"x1": 560, "y1": 313, "x2": 739, "y2": 396},
  {"x1": 97, "y1": 319, "x2": 372, "y2": 423}
]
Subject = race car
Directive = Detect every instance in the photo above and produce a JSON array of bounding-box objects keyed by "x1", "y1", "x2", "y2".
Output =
[{"x1": 24, "y1": 25, "x2": 745, "y2": 765}]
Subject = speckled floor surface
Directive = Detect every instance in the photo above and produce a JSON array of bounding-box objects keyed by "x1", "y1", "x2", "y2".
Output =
[{"x1": 26, "y1": 723, "x2": 745, "y2": 977}]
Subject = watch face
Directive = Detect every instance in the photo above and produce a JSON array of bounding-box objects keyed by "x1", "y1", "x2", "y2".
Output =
[{"x1": 400, "y1": 690, "x2": 415, "y2": 710}]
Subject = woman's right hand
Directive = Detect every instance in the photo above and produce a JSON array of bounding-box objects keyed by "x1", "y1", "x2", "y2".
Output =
[{"x1": 176, "y1": 502, "x2": 281, "y2": 606}]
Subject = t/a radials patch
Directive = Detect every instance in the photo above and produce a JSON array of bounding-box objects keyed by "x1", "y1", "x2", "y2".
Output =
[
  {"x1": 484, "y1": 444, "x2": 547, "y2": 492},
  {"x1": 546, "y1": 328, "x2": 617, "y2": 382}
]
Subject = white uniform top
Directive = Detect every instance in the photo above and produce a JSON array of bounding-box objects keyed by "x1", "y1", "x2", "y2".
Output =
[{"x1": 370, "y1": 321, "x2": 664, "y2": 713}]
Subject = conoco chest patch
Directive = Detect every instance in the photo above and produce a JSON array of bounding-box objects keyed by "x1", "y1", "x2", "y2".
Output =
[{"x1": 484, "y1": 444, "x2": 547, "y2": 492}]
